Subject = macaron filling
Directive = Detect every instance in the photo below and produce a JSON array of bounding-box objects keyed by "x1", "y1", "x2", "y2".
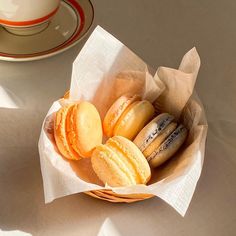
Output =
[
  {"x1": 92, "y1": 145, "x2": 133, "y2": 187},
  {"x1": 98, "y1": 144, "x2": 137, "y2": 185},
  {"x1": 147, "y1": 124, "x2": 187, "y2": 162},
  {"x1": 91, "y1": 136, "x2": 151, "y2": 187},
  {"x1": 107, "y1": 138, "x2": 143, "y2": 183},
  {"x1": 106, "y1": 141, "x2": 140, "y2": 184},
  {"x1": 139, "y1": 114, "x2": 174, "y2": 151},
  {"x1": 113, "y1": 100, "x2": 155, "y2": 140},
  {"x1": 103, "y1": 94, "x2": 140, "y2": 137},
  {"x1": 54, "y1": 104, "x2": 81, "y2": 160}
]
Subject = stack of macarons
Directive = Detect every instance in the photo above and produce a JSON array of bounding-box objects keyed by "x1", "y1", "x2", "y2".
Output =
[{"x1": 54, "y1": 94, "x2": 188, "y2": 187}]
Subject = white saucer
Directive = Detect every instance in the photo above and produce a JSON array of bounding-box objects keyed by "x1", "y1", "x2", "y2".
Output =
[{"x1": 0, "y1": 0, "x2": 94, "y2": 62}]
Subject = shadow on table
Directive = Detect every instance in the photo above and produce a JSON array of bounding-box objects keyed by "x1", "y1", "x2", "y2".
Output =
[
  {"x1": 0, "y1": 106, "x2": 163, "y2": 236},
  {"x1": 0, "y1": 101, "x2": 225, "y2": 236}
]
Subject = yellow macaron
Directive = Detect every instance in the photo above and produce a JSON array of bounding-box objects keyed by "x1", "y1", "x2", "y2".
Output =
[
  {"x1": 103, "y1": 94, "x2": 155, "y2": 140},
  {"x1": 91, "y1": 136, "x2": 151, "y2": 187}
]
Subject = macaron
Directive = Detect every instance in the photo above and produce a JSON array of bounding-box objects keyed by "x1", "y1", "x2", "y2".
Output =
[
  {"x1": 134, "y1": 113, "x2": 188, "y2": 168},
  {"x1": 91, "y1": 136, "x2": 151, "y2": 187},
  {"x1": 54, "y1": 101, "x2": 102, "y2": 160},
  {"x1": 103, "y1": 94, "x2": 155, "y2": 140},
  {"x1": 54, "y1": 104, "x2": 80, "y2": 160}
]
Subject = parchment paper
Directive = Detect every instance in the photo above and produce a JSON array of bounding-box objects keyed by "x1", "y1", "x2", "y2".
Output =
[{"x1": 38, "y1": 26, "x2": 208, "y2": 216}]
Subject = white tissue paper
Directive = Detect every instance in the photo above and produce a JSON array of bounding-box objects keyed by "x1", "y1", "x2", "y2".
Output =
[{"x1": 38, "y1": 26, "x2": 208, "y2": 216}]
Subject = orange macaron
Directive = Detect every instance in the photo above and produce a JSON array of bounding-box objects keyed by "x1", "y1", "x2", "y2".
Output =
[
  {"x1": 103, "y1": 94, "x2": 155, "y2": 140},
  {"x1": 54, "y1": 101, "x2": 103, "y2": 160}
]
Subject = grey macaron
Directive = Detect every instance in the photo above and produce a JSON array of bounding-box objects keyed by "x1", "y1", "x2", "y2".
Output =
[{"x1": 134, "y1": 113, "x2": 188, "y2": 168}]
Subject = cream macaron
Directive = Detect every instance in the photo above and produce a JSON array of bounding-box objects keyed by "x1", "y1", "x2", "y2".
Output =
[
  {"x1": 91, "y1": 136, "x2": 151, "y2": 187},
  {"x1": 103, "y1": 94, "x2": 155, "y2": 140}
]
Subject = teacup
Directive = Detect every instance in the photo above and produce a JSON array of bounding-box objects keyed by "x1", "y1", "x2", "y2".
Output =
[{"x1": 0, "y1": 0, "x2": 61, "y2": 36}]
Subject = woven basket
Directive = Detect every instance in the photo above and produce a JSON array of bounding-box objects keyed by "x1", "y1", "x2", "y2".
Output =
[
  {"x1": 63, "y1": 91, "x2": 154, "y2": 203},
  {"x1": 85, "y1": 190, "x2": 154, "y2": 203}
]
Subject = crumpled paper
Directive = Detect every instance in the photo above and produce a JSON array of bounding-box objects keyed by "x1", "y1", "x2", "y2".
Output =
[{"x1": 38, "y1": 26, "x2": 208, "y2": 216}]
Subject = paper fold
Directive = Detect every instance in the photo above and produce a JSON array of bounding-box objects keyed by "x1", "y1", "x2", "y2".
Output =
[{"x1": 38, "y1": 26, "x2": 208, "y2": 216}]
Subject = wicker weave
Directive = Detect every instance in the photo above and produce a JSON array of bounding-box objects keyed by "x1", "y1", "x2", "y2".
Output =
[{"x1": 85, "y1": 190, "x2": 154, "y2": 203}]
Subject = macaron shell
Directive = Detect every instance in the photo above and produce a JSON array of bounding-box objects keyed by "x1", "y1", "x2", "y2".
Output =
[
  {"x1": 103, "y1": 94, "x2": 140, "y2": 137},
  {"x1": 106, "y1": 141, "x2": 140, "y2": 184},
  {"x1": 91, "y1": 136, "x2": 151, "y2": 187},
  {"x1": 148, "y1": 125, "x2": 188, "y2": 168},
  {"x1": 67, "y1": 102, "x2": 102, "y2": 158},
  {"x1": 108, "y1": 136, "x2": 151, "y2": 184},
  {"x1": 54, "y1": 105, "x2": 80, "y2": 160},
  {"x1": 91, "y1": 144, "x2": 135, "y2": 187},
  {"x1": 133, "y1": 113, "x2": 174, "y2": 151},
  {"x1": 113, "y1": 100, "x2": 155, "y2": 140},
  {"x1": 143, "y1": 122, "x2": 177, "y2": 157}
]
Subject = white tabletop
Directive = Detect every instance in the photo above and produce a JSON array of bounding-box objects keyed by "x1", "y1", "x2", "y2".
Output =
[{"x1": 0, "y1": 0, "x2": 235, "y2": 235}]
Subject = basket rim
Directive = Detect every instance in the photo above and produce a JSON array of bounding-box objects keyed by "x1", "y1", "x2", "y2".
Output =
[{"x1": 85, "y1": 189, "x2": 154, "y2": 203}]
